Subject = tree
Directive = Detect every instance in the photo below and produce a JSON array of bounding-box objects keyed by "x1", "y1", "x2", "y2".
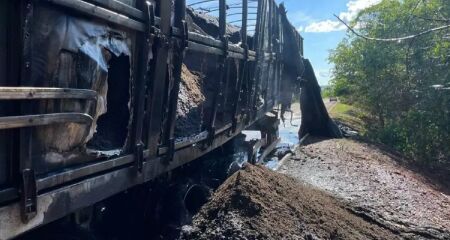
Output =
[{"x1": 329, "y1": 0, "x2": 450, "y2": 168}]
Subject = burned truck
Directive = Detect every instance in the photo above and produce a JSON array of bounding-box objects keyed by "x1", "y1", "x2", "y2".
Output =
[{"x1": 0, "y1": 0, "x2": 337, "y2": 239}]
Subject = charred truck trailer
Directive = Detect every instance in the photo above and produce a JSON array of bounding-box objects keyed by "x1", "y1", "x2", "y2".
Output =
[{"x1": 0, "y1": 0, "x2": 322, "y2": 238}]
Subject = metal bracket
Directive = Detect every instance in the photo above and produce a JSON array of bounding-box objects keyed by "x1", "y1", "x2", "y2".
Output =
[
  {"x1": 205, "y1": 126, "x2": 216, "y2": 147},
  {"x1": 181, "y1": 20, "x2": 189, "y2": 51},
  {"x1": 221, "y1": 36, "x2": 229, "y2": 58},
  {"x1": 20, "y1": 169, "x2": 37, "y2": 223},
  {"x1": 165, "y1": 138, "x2": 175, "y2": 163},
  {"x1": 146, "y1": 2, "x2": 156, "y2": 42},
  {"x1": 135, "y1": 142, "x2": 144, "y2": 172}
]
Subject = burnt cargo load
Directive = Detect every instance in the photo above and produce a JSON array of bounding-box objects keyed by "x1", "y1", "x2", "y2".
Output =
[{"x1": 0, "y1": 0, "x2": 335, "y2": 239}]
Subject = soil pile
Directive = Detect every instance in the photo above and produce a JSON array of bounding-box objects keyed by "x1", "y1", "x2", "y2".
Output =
[
  {"x1": 181, "y1": 164, "x2": 400, "y2": 240},
  {"x1": 175, "y1": 64, "x2": 205, "y2": 137}
]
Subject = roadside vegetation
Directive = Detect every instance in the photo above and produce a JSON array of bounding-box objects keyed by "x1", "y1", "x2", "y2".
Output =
[
  {"x1": 328, "y1": 102, "x2": 366, "y2": 133},
  {"x1": 327, "y1": 0, "x2": 449, "y2": 171}
]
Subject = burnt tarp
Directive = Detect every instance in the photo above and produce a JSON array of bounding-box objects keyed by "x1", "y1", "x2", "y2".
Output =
[
  {"x1": 29, "y1": 5, "x2": 133, "y2": 173},
  {"x1": 279, "y1": 4, "x2": 341, "y2": 139},
  {"x1": 299, "y1": 59, "x2": 342, "y2": 138},
  {"x1": 279, "y1": 4, "x2": 303, "y2": 119}
]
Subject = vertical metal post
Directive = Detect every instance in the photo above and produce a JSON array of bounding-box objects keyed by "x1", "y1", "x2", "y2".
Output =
[
  {"x1": 251, "y1": 0, "x2": 267, "y2": 117},
  {"x1": 132, "y1": 0, "x2": 155, "y2": 172},
  {"x1": 264, "y1": 0, "x2": 273, "y2": 109},
  {"x1": 163, "y1": 0, "x2": 187, "y2": 162},
  {"x1": 231, "y1": 0, "x2": 248, "y2": 132},
  {"x1": 204, "y1": 0, "x2": 228, "y2": 144},
  {"x1": 219, "y1": 0, "x2": 226, "y2": 37},
  {"x1": 147, "y1": 0, "x2": 173, "y2": 157},
  {"x1": 19, "y1": 0, "x2": 37, "y2": 223},
  {"x1": 241, "y1": 0, "x2": 248, "y2": 45}
]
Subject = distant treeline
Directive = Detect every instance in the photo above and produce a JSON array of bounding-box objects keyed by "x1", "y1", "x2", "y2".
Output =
[{"x1": 328, "y1": 0, "x2": 449, "y2": 170}]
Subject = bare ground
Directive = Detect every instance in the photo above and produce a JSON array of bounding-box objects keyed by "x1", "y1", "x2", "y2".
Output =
[
  {"x1": 279, "y1": 137, "x2": 450, "y2": 239},
  {"x1": 181, "y1": 164, "x2": 403, "y2": 240}
]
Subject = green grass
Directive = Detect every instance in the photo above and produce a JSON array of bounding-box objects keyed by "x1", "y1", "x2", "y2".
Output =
[{"x1": 329, "y1": 102, "x2": 366, "y2": 133}]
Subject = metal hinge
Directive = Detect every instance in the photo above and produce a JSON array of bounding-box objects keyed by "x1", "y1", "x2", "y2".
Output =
[{"x1": 20, "y1": 169, "x2": 37, "y2": 223}]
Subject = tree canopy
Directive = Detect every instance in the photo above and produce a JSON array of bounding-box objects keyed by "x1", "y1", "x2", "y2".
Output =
[{"x1": 329, "y1": 0, "x2": 449, "y2": 168}]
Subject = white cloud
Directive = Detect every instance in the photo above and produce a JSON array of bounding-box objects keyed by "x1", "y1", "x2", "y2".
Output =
[
  {"x1": 304, "y1": 0, "x2": 381, "y2": 33},
  {"x1": 304, "y1": 20, "x2": 346, "y2": 33},
  {"x1": 339, "y1": 0, "x2": 382, "y2": 22}
]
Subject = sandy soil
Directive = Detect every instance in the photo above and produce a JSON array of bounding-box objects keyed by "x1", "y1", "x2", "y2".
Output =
[
  {"x1": 181, "y1": 164, "x2": 402, "y2": 240},
  {"x1": 279, "y1": 137, "x2": 450, "y2": 239}
]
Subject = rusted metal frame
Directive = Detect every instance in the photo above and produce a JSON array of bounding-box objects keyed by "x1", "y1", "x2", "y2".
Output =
[
  {"x1": 227, "y1": 12, "x2": 257, "y2": 17},
  {"x1": 231, "y1": 0, "x2": 249, "y2": 133},
  {"x1": 85, "y1": 0, "x2": 144, "y2": 20},
  {"x1": 18, "y1": 0, "x2": 37, "y2": 223},
  {"x1": 0, "y1": 87, "x2": 97, "y2": 100},
  {"x1": 162, "y1": 0, "x2": 188, "y2": 163},
  {"x1": 250, "y1": 0, "x2": 267, "y2": 118},
  {"x1": 191, "y1": 33, "x2": 243, "y2": 53},
  {"x1": 130, "y1": 1, "x2": 154, "y2": 173},
  {"x1": 187, "y1": 41, "x2": 254, "y2": 60},
  {"x1": 46, "y1": 0, "x2": 145, "y2": 31},
  {"x1": 0, "y1": 87, "x2": 97, "y2": 149},
  {"x1": 228, "y1": 18, "x2": 256, "y2": 24},
  {"x1": 46, "y1": 0, "x2": 259, "y2": 63},
  {"x1": 204, "y1": 0, "x2": 228, "y2": 145},
  {"x1": 0, "y1": 115, "x2": 253, "y2": 240},
  {"x1": 35, "y1": 151, "x2": 145, "y2": 191},
  {"x1": 38, "y1": 110, "x2": 246, "y2": 195},
  {"x1": 246, "y1": 0, "x2": 263, "y2": 120},
  {"x1": 268, "y1": 1, "x2": 279, "y2": 109},
  {"x1": 0, "y1": 113, "x2": 93, "y2": 130},
  {"x1": 187, "y1": 41, "x2": 224, "y2": 55},
  {"x1": 146, "y1": 0, "x2": 173, "y2": 158},
  {"x1": 187, "y1": 32, "x2": 256, "y2": 58},
  {"x1": 5, "y1": 0, "x2": 22, "y2": 202},
  {"x1": 262, "y1": 0, "x2": 273, "y2": 110}
]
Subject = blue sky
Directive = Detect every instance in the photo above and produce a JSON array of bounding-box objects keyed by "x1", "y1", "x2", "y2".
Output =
[
  {"x1": 186, "y1": 0, "x2": 382, "y2": 85},
  {"x1": 275, "y1": 0, "x2": 381, "y2": 85},
  {"x1": 277, "y1": 0, "x2": 348, "y2": 85}
]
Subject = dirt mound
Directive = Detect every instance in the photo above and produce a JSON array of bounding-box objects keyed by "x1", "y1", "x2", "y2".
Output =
[
  {"x1": 181, "y1": 164, "x2": 400, "y2": 240},
  {"x1": 175, "y1": 64, "x2": 205, "y2": 137}
]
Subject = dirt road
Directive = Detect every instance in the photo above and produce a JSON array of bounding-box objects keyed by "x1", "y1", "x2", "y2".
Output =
[{"x1": 279, "y1": 137, "x2": 450, "y2": 239}]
